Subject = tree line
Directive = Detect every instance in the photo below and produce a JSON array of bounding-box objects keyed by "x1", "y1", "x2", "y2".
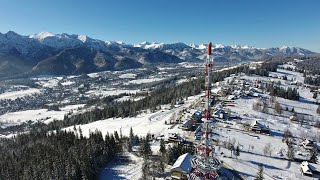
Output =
[
  {"x1": 304, "y1": 76, "x2": 320, "y2": 86},
  {"x1": 0, "y1": 128, "x2": 119, "y2": 179},
  {"x1": 296, "y1": 57, "x2": 320, "y2": 75},
  {"x1": 266, "y1": 84, "x2": 300, "y2": 100}
]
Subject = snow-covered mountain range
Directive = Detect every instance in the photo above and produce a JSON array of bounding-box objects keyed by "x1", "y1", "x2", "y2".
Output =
[{"x1": 0, "y1": 31, "x2": 316, "y2": 78}]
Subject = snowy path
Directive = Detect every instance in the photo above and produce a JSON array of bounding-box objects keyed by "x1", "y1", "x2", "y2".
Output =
[{"x1": 99, "y1": 152, "x2": 143, "y2": 180}]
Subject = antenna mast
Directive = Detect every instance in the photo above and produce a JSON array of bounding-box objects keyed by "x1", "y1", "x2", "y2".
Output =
[{"x1": 190, "y1": 42, "x2": 220, "y2": 180}]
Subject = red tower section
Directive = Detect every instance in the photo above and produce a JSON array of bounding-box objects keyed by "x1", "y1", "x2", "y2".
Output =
[{"x1": 190, "y1": 42, "x2": 220, "y2": 180}]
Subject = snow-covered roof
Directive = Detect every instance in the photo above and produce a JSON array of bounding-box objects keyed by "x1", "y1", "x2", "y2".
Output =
[
  {"x1": 301, "y1": 161, "x2": 312, "y2": 175},
  {"x1": 182, "y1": 119, "x2": 192, "y2": 125},
  {"x1": 171, "y1": 153, "x2": 193, "y2": 173},
  {"x1": 250, "y1": 120, "x2": 259, "y2": 127},
  {"x1": 250, "y1": 120, "x2": 269, "y2": 130},
  {"x1": 227, "y1": 95, "x2": 235, "y2": 100},
  {"x1": 211, "y1": 87, "x2": 221, "y2": 94}
]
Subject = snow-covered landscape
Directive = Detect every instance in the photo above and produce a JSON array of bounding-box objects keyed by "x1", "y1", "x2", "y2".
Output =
[
  {"x1": 1, "y1": 1, "x2": 320, "y2": 179},
  {"x1": 1, "y1": 58, "x2": 320, "y2": 179}
]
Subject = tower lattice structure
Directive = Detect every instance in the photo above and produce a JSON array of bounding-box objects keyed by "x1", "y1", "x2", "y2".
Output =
[{"x1": 190, "y1": 42, "x2": 220, "y2": 180}]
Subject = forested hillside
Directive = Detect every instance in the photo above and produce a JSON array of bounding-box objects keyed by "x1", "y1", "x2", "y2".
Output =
[{"x1": 0, "y1": 129, "x2": 118, "y2": 179}]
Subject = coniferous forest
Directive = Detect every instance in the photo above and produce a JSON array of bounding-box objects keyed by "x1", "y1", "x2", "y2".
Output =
[
  {"x1": 0, "y1": 128, "x2": 118, "y2": 179},
  {"x1": 295, "y1": 56, "x2": 320, "y2": 86}
]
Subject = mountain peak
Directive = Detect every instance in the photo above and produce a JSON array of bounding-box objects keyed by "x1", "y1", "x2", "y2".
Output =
[
  {"x1": 134, "y1": 41, "x2": 163, "y2": 49},
  {"x1": 116, "y1": 41, "x2": 125, "y2": 45},
  {"x1": 280, "y1": 45, "x2": 290, "y2": 50},
  {"x1": 0, "y1": 30, "x2": 317, "y2": 79},
  {"x1": 5, "y1": 31, "x2": 23, "y2": 39},
  {"x1": 214, "y1": 44, "x2": 225, "y2": 48},
  {"x1": 141, "y1": 41, "x2": 151, "y2": 45},
  {"x1": 189, "y1": 43, "x2": 197, "y2": 48},
  {"x1": 77, "y1": 35, "x2": 88, "y2": 42},
  {"x1": 198, "y1": 44, "x2": 207, "y2": 50},
  {"x1": 30, "y1": 32, "x2": 56, "y2": 40},
  {"x1": 6, "y1": 30, "x2": 19, "y2": 35}
]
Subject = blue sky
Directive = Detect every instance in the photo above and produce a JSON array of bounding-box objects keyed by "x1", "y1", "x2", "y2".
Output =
[{"x1": 0, "y1": 0, "x2": 319, "y2": 52}]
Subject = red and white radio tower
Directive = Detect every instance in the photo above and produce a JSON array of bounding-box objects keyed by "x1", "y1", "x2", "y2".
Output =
[{"x1": 190, "y1": 42, "x2": 220, "y2": 180}]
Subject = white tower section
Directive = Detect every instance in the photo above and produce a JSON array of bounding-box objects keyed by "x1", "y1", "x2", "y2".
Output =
[{"x1": 190, "y1": 42, "x2": 220, "y2": 180}]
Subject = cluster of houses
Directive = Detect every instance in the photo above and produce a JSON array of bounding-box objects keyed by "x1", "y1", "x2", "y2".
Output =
[
  {"x1": 179, "y1": 110, "x2": 202, "y2": 131},
  {"x1": 0, "y1": 89, "x2": 59, "y2": 115},
  {"x1": 298, "y1": 139, "x2": 320, "y2": 176},
  {"x1": 0, "y1": 70, "x2": 145, "y2": 116},
  {"x1": 213, "y1": 77, "x2": 264, "y2": 101}
]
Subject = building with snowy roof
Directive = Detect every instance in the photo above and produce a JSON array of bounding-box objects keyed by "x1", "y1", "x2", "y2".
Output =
[
  {"x1": 171, "y1": 153, "x2": 193, "y2": 180},
  {"x1": 250, "y1": 120, "x2": 270, "y2": 135},
  {"x1": 301, "y1": 161, "x2": 313, "y2": 176},
  {"x1": 181, "y1": 119, "x2": 192, "y2": 130}
]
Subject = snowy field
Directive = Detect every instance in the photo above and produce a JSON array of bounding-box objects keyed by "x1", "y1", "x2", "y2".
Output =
[
  {"x1": 0, "y1": 88, "x2": 41, "y2": 100},
  {"x1": 216, "y1": 124, "x2": 319, "y2": 179},
  {"x1": 65, "y1": 110, "x2": 179, "y2": 138},
  {"x1": 64, "y1": 94, "x2": 202, "y2": 138},
  {"x1": 270, "y1": 68, "x2": 304, "y2": 83},
  {"x1": 85, "y1": 88, "x2": 141, "y2": 97},
  {"x1": 119, "y1": 73, "x2": 137, "y2": 79},
  {"x1": 279, "y1": 64, "x2": 296, "y2": 69},
  {"x1": 61, "y1": 81, "x2": 75, "y2": 86},
  {"x1": 158, "y1": 67, "x2": 176, "y2": 71},
  {"x1": 178, "y1": 62, "x2": 202, "y2": 68},
  {"x1": 36, "y1": 78, "x2": 60, "y2": 88},
  {"x1": 128, "y1": 78, "x2": 166, "y2": 84},
  {"x1": 87, "y1": 72, "x2": 101, "y2": 78},
  {"x1": 99, "y1": 152, "x2": 143, "y2": 180},
  {"x1": 0, "y1": 104, "x2": 85, "y2": 127},
  {"x1": 114, "y1": 96, "x2": 144, "y2": 102}
]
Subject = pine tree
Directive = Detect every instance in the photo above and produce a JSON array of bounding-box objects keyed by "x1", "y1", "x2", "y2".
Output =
[
  {"x1": 234, "y1": 145, "x2": 240, "y2": 159},
  {"x1": 140, "y1": 135, "x2": 152, "y2": 179},
  {"x1": 255, "y1": 164, "x2": 264, "y2": 180},
  {"x1": 141, "y1": 158, "x2": 150, "y2": 180},
  {"x1": 310, "y1": 148, "x2": 318, "y2": 163},
  {"x1": 79, "y1": 127, "x2": 84, "y2": 139},
  {"x1": 317, "y1": 105, "x2": 320, "y2": 115},
  {"x1": 159, "y1": 139, "x2": 166, "y2": 155},
  {"x1": 139, "y1": 136, "x2": 152, "y2": 158},
  {"x1": 274, "y1": 101, "x2": 282, "y2": 114},
  {"x1": 313, "y1": 92, "x2": 318, "y2": 99},
  {"x1": 287, "y1": 143, "x2": 295, "y2": 161},
  {"x1": 262, "y1": 101, "x2": 269, "y2": 113},
  {"x1": 159, "y1": 139, "x2": 167, "y2": 172},
  {"x1": 129, "y1": 127, "x2": 134, "y2": 145},
  {"x1": 282, "y1": 129, "x2": 293, "y2": 144},
  {"x1": 126, "y1": 139, "x2": 132, "y2": 152},
  {"x1": 114, "y1": 131, "x2": 120, "y2": 142}
]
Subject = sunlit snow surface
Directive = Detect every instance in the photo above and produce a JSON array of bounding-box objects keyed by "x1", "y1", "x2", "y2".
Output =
[
  {"x1": 0, "y1": 104, "x2": 85, "y2": 127},
  {"x1": 0, "y1": 88, "x2": 41, "y2": 100}
]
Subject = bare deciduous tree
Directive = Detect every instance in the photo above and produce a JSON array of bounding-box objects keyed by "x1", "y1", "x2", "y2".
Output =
[{"x1": 263, "y1": 143, "x2": 272, "y2": 157}]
